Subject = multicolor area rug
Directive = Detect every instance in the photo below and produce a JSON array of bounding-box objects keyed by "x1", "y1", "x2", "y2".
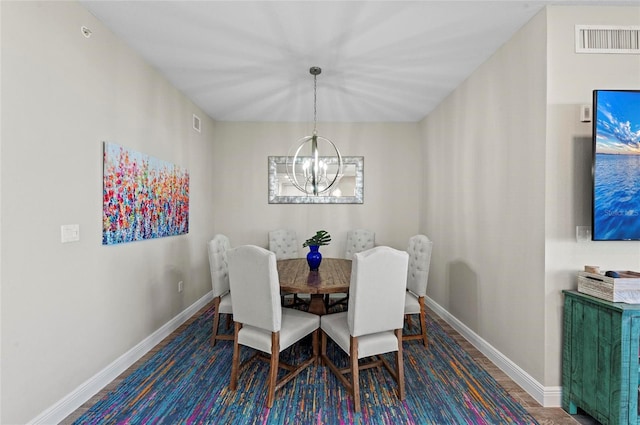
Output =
[{"x1": 73, "y1": 303, "x2": 538, "y2": 424}]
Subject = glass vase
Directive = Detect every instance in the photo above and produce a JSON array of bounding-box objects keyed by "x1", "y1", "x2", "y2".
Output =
[{"x1": 306, "y1": 245, "x2": 322, "y2": 271}]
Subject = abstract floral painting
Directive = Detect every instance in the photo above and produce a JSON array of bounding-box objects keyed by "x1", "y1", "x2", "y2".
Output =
[{"x1": 103, "y1": 142, "x2": 189, "y2": 245}]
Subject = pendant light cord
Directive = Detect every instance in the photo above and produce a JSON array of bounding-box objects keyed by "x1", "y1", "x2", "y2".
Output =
[{"x1": 313, "y1": 74, "x2": 318, "y2": 135}]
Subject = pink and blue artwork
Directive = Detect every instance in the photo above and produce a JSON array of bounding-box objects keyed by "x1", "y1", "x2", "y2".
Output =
[{"x1": 102, "y1": 142, "x2": 189, "y2": 245}]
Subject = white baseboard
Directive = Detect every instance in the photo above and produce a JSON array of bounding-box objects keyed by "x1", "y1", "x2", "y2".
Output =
[
  {"x1": 424, "y1": 297, "x2": 562, "y2": 408},
  {"x1": 29, "y1": 292, "x2": 213, "y2": 425}
]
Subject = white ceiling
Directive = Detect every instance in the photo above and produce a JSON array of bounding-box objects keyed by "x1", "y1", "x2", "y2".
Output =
[{"x1": 80, "y1": 1, "x2": 634, "y2": 123}]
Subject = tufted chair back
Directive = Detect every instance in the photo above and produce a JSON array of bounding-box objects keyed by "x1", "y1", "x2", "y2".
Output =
[
  {"x1": 208, "y1": 234, "x2": 232, "y2": 298},
  {"x1": 227, "y1": 245, "x2": 282, "y2": 332},
  {"x1": 406, "y1": 235, "x2": 433, "y2": 297},
  {"x1": 269, "y1": 229, "x2": 299, "y2": 260},
  {"x1": 348, "y1": 246, "x2": 408, "y2": 338},
  {"x1": 344, "y1": 229, "x2": 375, "y2": 259}
]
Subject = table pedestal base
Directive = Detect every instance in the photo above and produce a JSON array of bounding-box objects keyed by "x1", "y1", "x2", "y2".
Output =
[{"x1": 308, "y1": 294, "x2": 326, "y2": 315}]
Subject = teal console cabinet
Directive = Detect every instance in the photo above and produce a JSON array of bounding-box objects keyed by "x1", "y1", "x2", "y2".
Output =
[{"x1": 563, "y1": 290, "x2": 640, "y2": 424}]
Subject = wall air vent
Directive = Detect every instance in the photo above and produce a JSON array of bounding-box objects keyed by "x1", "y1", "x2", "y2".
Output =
[
  {"x1": 193, "y1": 114, "x2": 201, "y2": 133},
  {"x1": 576, "y1": 25, "x2": 640, "y2": 54}
]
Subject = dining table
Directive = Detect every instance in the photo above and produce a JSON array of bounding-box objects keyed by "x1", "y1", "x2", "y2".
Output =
[{"x1": 277, "y1": 257, "x2": 352, "y2": 315}]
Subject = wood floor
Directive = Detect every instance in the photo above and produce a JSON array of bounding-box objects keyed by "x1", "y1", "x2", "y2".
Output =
[{"x1": 61, "y1": 303, "x2": 596, "y2": 425}]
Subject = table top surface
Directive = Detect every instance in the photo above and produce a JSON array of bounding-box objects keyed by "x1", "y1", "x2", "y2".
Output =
[{"x1": 277, "y1": 257, "x2": 352, "y2": 294}]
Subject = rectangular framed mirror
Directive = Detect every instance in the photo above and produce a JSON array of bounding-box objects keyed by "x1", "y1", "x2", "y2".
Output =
[{"x1": 268, "y1": 156, "x2": 364, "y2": 204}]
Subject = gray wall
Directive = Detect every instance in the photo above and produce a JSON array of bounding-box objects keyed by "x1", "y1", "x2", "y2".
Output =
[
  {"x1": 1, "y1": 2, "x2": 217, "y2": 423},
  {"x1": 210, "y1": 121, "x2": 421, "y2": 258},
  {"x1": 419, "y1": 4, "x2": 640, "y2": 392},
  {"x1": 419, "y1": 9, "x2": 548, "y2": 383},
  {"x1": 544, "y1": 5, "x2": 640, "y2": 385}
]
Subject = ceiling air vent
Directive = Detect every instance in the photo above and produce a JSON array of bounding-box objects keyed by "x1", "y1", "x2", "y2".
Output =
[{"x1": 576, "y1": 25, "x2": 640, "y2": 54}]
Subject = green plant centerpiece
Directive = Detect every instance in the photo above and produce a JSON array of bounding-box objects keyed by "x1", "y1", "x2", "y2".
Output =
[
  {"x1": 303, "y1": 230, "x2": 330, "y2": 271},
  {"x1": 303, "y1": 230, "x2": 331, "y2": 248}
]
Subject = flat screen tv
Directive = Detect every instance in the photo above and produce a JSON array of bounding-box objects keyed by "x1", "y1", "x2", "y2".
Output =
[{"x1": 592, "y1": 89, "x2": 640, "y2": 241}]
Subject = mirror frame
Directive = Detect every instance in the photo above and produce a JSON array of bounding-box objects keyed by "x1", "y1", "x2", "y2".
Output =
[{"x1": 268, "y1": 156, "x2": 364, "y2": 204}]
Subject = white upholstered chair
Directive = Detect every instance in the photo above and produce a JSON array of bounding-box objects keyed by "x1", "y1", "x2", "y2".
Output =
[
  {"x1": 320, "y1": 246, "x2": 408, "y2": 413},
  {"x1": 403, "y1": 234, "x2": 433, "y2": 347},
  {"x1": 207, "y1": 234, "x2": 234, "y2": 347},
  {"x1": 326, "y1": 229, "x2": 376, "y2": 310},
  {"x1": 268, "y1": 229, "x2": 299, "y2": 260},
  {"x1": 269, "y1": 229, "x2": 307, "y2": 306},
  {"x1": 344, "y1": 229, "x2": 375, "y2": 259},
  {"x1": 227, "y1": 245, "x2": 320, "y2": 408}
]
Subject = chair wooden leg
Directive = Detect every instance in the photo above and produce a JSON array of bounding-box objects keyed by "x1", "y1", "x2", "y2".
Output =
[
  {"x1": 312, "y1": 329, "x2": 319, "y2": 365},
  {"x1": 211, "y1": 297, "x2": 221, "y2": 346},
  {"x1": 350, "y1": 336, "x2": 360, "y2": 413},
  {"x1": 403, "y1": 298, "x2": 429, "y2": 347},
  {"x1": 395, "y1": 329, "x2": 405, "y2": 400},
  {"x1": 418, "y1": 297, "x2": 428, "y2": 348},
  {"x1": 320, "y1": 329, "x2": 328, "y2": 365},
  {"x1": 406, "y1": 313, "x2": 413, "y2": 329},
  {"x1": 230, "y1": 322, "x2": 242, "y2": 390},
  {"x1": 266, "y1": 332, "x2": 280, "y2": 408}
]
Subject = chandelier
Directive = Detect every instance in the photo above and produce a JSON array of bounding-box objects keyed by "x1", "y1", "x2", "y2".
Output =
[{"x1": 287, "y1": 67, "x2": 343, "y2": 196}]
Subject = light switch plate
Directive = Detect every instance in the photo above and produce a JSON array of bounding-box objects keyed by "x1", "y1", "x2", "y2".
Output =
[{"x1": 61, "y1": 224, "x2": 80, "y2": 243}]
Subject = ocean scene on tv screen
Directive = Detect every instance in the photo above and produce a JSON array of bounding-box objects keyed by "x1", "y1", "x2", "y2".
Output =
[{"x1": 593, "y1": 90, "x2": 640, "y2": 240}]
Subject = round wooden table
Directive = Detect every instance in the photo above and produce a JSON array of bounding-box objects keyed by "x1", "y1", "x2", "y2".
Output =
[{"x1": 277, "y1": 258, "x2": 351, "y2": 315}]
